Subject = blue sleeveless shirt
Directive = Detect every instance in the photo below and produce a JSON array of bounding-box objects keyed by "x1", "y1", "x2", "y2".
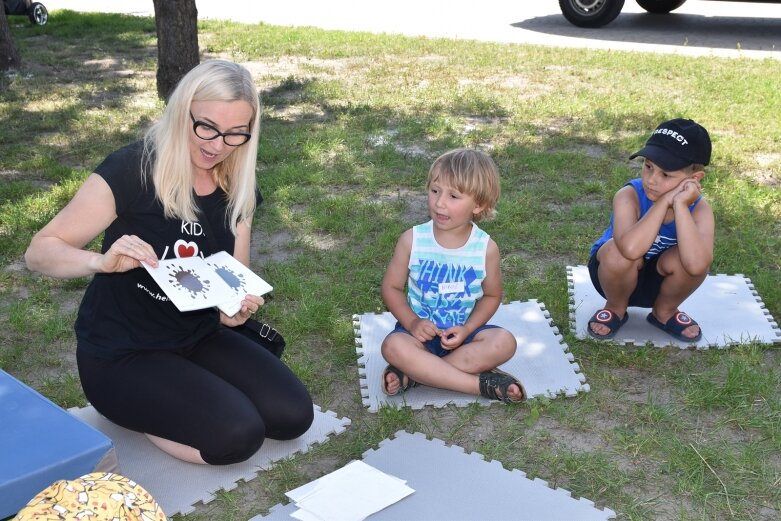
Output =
[
  {"x1": 590, "y1": 178, "x2": 700, "y2": 260},
  {"x1": 407, "y1": 220, "x2": 489, "y2": 329}
]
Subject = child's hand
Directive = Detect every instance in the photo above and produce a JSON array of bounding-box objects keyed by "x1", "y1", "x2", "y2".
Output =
[
  {"x1": 409, "y1": 318, "x2": 441, "y2": 343},
  {"x1": 439, "y1": 326, "x2": 467, "y2": 350},
  {"x1": 672, "y1": 179, "x2": 701, "y2": 207}
]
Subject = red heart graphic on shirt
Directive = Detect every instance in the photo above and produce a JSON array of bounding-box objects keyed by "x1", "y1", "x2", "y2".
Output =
[
  {"x1": 178, "y1": 245, "x2": 195, "y2": 257},
  {"x1": 174, "y1": 239, "x2": 198, "y2": 258}
]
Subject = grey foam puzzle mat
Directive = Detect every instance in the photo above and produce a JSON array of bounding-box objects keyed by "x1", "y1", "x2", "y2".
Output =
[
  {"x1": 355, "y1": 300, "x2": 589, "y2": 412},
  {"x1": 568, "y1": 265, "x2": 781, "y2": 349},
  {"x1": 69, "y1": 405, "x2": 351, "y2": 517},
  {"x1": 250, "y1": 430, "x2": 616, "y2": 521}
]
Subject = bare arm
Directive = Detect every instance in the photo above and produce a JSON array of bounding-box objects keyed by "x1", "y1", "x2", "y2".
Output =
[
  {"x1": 462, "y1": 238, "x2": 502, "y2": 334},
  {"x1": 673, "y1": 184, "x2": 714, "y2": 276},
  {"x1": 221, "y1": 217, "x2": 263, "y2": 326},
  {"x1": 380, "y1": 229, "x2": 441, "y2": 342},
  {"x1": 611, "y1": 185, "x2": 667, "y2": 260},
  {"x1": 380, "y1": 229, "x2": 418, "y2": 330},
  {"x1": 25, "y1": 174, "x2": 157, "y2": 278},
  {"x1": 232, "y1": 218, "x2": 252, "y2": 266}
]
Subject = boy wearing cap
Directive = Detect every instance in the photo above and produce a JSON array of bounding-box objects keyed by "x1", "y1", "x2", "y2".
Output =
[{"x1": 587, "y1": 118, "x2": 714, "y2": 343}]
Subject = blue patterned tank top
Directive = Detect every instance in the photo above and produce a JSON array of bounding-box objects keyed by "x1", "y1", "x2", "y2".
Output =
[{"x1": 407, "y1": 220, "x2": 489, "y2": 329}]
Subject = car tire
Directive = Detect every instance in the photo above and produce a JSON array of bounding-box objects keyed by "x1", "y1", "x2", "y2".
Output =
[
  {"x1": 636, "y1": 0, "x2": 687, "y2": 13},
  {"x1": 559, "y1": 0, "x2": 626, "y2": 28},
  {"x1": 28, "y1": 2, "x2": 48, "y2": 26}
]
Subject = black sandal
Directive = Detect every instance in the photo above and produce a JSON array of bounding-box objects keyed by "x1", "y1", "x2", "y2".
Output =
[
  {"x1": 646, "y1": 311, "x2": 702, "y2": 343},
  {"x1": 587, "y1": 308, "x2": 628, "y2": 340},
  {"x1": 381, "y1": 364, "x2": 419, "y2": 396},
  {"x1": 478, "y1": 368, "x2": 526, "y2": 404}
]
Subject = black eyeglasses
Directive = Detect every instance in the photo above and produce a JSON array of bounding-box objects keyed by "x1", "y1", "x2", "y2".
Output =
[{"x1": 189, "y1": 112, "x2": 251, "y2": 147}]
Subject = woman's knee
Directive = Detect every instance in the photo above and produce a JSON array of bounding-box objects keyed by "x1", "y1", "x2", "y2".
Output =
[
  {"x1": 200, "y1": 416, "x2": 266, "y2": 465},
  {"x1": 271, "y1": 399, "x2": 314, "y2": 440}
]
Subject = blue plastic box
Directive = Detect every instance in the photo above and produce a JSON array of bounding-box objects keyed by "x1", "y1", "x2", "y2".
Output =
[{"x1": 0, "y1": 369, "x2": 117, "y2": 518}]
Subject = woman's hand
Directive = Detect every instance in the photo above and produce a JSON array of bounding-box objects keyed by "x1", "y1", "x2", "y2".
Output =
[
  {"x1": 99, "y1": 234, "x2": 158, "y2": 273},
  {"x1": 220, "y1": 294, "x2": 265, "y2": 327}
]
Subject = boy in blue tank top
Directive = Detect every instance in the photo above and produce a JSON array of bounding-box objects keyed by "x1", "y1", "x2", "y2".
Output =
[
  {"x1": 380, "y1": 149, "x2": 525, "y2": 403},
  {"x1": 587, "y1": 118, "x2": 714, "y2": 343}
]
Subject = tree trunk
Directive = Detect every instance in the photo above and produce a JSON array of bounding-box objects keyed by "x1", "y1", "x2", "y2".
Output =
[
  {"x1": 0, "y1": 7, "x2": 22, "y2": 71},
  {"x1": 152, "y1": 0, "x2": 199, "y2": 101}
]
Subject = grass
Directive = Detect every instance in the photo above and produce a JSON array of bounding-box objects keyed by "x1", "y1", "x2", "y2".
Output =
[{"x1": 2, "y1": 8, "x2": 780, "y2": 521}]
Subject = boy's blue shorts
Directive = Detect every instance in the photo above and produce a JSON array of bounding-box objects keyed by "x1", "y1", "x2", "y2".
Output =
[
  {"x1": 588, "y1": 247, "x2": 664, "y2": 308},
  {"x1": 388, "y1": 322, "x2": 501, "y2": 357}
]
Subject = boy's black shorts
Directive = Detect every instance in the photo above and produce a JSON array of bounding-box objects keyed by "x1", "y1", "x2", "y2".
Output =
[{"x1": 588, "y1": 247, "x2": 664, "y2": 308}]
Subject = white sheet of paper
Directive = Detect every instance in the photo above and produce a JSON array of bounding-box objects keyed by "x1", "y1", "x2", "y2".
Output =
[
  {"x1": 142, "y1": 251, "x2": 273, "y2": 316},
  {"x1": 285, "y1": 461, "x2": 414, "y2": 521},
  {"x1": 204, "y1": 251, "x2": 273, "y2": 316},
  {"x1": 143, "y1": 255, "x2": 238, "y2": 312},
  {"x1": 290, "y1": 509, "x2": 324, "y2": 521}
]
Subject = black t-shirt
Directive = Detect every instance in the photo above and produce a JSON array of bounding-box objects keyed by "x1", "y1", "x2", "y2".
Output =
[{"x1": 75, "y1": 141, "x2": 239, "y2": 359}]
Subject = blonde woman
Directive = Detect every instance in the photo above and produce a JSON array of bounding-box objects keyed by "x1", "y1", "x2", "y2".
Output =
[{"x1": 26, "y1": 60, "x2": 313, "y2": 465}]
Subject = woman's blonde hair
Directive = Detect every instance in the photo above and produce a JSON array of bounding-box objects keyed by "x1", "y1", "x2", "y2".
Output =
[
  {"x1": 142, "y1": 60, "x2": 261, "y2": 234},
  {"x1": 426, "y1": 148, "x2": 501, "y2": 222}
]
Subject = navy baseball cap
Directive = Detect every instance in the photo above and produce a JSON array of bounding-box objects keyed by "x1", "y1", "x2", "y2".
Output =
[{"x1": 630, "y1": 118, "x2": 711, "y2": 171}]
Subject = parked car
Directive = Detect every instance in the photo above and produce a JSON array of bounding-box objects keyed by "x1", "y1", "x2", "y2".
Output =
[
  {"x1": 4, "y1": 0, "x2": 47, "y2": 25},
  {"x1": 559, "y1": 0, "x2": 781, "y2": 28}
]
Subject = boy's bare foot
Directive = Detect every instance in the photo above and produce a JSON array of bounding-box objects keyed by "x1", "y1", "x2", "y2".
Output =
[
  {"x1": 590, "y1": 322, "x2": 611, "y2": 337},
  {"x1": 678, "y1": 324, "x2": 700, "y2": 339},
  {"x1": 587, "y1": 308, "x2": 628, "y2": 340},
  {"x1": 478, "y1": 369, "x2": 525, "y2": 403},
  {"x1": 384, "y1": 371, "x2": 405, "y2": 394},
  {"x1": 383, "y1": 366, "x2": 524, "y2": 401},
  {"x1": 646, "y1": 311, "x2": 702, "y2": 342},
  {"x1": 505, "y1": 383, "x2": 524, "y2": 402},
  {"x1": 381, "y1": 365, "x2": 418, "y2": 396}
]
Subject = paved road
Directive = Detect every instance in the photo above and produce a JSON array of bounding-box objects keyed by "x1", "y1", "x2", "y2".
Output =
[{"x1": 43, "y1": 0, "x2": 781, "y2": 59}]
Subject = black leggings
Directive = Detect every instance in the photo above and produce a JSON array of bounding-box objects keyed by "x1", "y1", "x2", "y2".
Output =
[{"x1": 77, "y1": 328, "x2": 314, "y2": 465}]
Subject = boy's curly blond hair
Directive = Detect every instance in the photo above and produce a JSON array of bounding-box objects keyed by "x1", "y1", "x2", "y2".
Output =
[{"x1": 426, "y1": 148, "x2": 500, "y2": 222}]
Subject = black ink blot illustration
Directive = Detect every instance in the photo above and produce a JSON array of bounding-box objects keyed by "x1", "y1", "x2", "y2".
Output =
[
  {"x1": 168, "y1": 266, "x2": 211, "y2": 299},
  {"x1": 212, "y1": 264, "x2": 246, "y2": 294}
]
